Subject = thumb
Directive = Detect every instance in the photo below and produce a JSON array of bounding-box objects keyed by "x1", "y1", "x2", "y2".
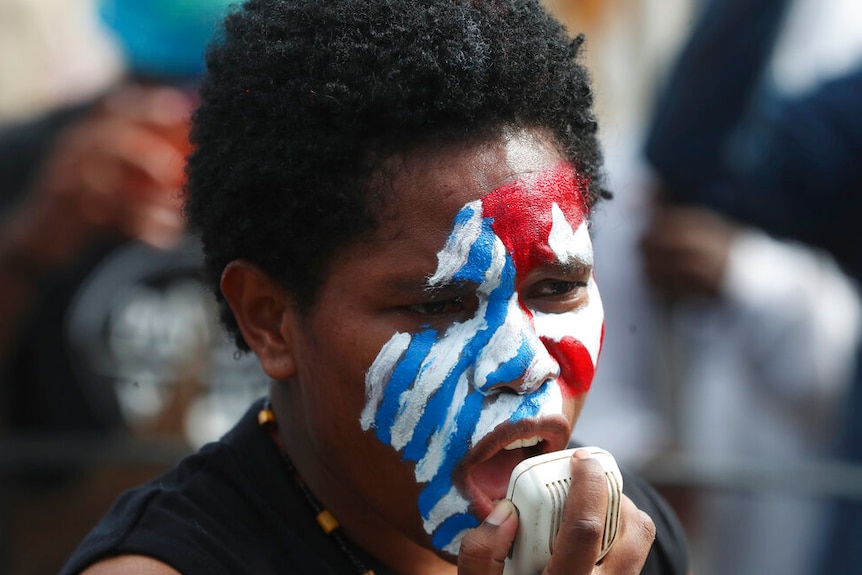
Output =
[{"x1": 458, "y1": 500, "x2": 519, "y2": 575}]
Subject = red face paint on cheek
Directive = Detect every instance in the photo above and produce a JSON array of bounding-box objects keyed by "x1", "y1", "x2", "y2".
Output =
[
  {"x1": 480, "y1": 163, "x2": 589, "y2": 276},
  {"x1": 540, "y1": 333, "x2": 601, "y2": 397}
]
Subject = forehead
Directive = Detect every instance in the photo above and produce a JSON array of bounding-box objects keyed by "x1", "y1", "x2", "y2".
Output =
[
  {"x1": 376, "y1": 130, "x2": 584, "y2": 243},
  {"x1": 480, "y1": 162, "x2": 589, "y2": 273}
]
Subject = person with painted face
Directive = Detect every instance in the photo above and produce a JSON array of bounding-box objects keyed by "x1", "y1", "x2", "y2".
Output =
[{"x1": 60, "y1": 0, "x2": 690, "y2": 574}]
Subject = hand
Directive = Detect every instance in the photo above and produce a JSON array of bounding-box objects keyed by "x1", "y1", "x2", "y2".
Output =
[
  {"x1": 457, "y1": 450, "x2": 656, "y2": 574},
  {"x1": 6, "y1": 83, "x2": 193, "y2": 269},
  {"x1": 640, "y1": 204, "x2": 737, "y2": 298}
]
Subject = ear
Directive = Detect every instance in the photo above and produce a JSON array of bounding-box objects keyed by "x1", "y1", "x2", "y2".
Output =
[{"x1": 220, "y1": 260, "x2": 298, "y2": 381}]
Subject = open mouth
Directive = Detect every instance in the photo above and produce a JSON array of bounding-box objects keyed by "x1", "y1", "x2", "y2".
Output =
[
  {"x1": 469, "y1": 437, "x2": 546, "y2": 502},
  {"x1": 456, "y1": 419, "x2": 571, "y2": 517}
]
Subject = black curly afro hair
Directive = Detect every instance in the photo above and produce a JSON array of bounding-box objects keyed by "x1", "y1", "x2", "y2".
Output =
[{"x1": 185, "y1": 0, "x2": 608, "y2": 351}]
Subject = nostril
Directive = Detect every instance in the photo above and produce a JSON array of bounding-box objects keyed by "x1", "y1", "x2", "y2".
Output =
[
  {"x1": 481, "y1": 367, "x2": 559, "y2": 396},
  {"x1": 513, "y1": 375, "x2": 558, "y2": 396},
  {"x1": 484, "y1": 384, "x2": 521, "y2": 396}
]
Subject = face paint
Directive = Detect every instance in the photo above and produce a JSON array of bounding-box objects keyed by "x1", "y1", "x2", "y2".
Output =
[{"x1": 360, "y1": 162, "x2": 604, "y2": 554}]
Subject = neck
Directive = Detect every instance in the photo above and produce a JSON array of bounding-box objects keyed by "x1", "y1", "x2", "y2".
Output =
[{"x1": 269, "y1": 384, "x2": 457, "y2": 575}]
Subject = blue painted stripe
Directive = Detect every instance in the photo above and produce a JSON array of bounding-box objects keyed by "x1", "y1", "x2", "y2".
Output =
[
  {"x1": 374, "y1": 329, "x2": 438, "y2": 444},
  {"x1": 432, "y1": 512, "x2": 480, "y2": 550},
  {"x1": 480, "y1": 337, "x2": 533, "y2": 392},
  {"x1": 453, "y1": 203, "x2": 477, "y2": 228},
  {"x1": 510, "y1": 381, "x2": 549, "y2": 422},
  {"x1": 416, "y1": 391, "x2": 484, "y2": 514},
  {"x1": 455, "y1": 218, "x2": 495, "y2": 284}
]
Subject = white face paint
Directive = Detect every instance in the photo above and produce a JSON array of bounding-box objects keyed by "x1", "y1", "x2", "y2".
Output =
[{"x1": 360, "y1": 162, "x2": 604, "y2": 554}]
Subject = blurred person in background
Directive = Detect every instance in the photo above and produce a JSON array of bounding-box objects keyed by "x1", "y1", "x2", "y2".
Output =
[
  {"x1": 0, "y1": 1, "x2": 266, "y2": 573},
  {"x1": 0, "y1": 0, "x2": 267, "y2": 446},
  {"x1": 0, "y1": 0, "x2": 121, "y2": 125},
  {"x1": 643, "y1": 0, "x2": 862, "y2": 573},
  {"x1": 545, "y1": 3, "x2": 861, "y2": 575},
  {"x1": 639, "y1": 203, "x2": 860, "y2": 575}
]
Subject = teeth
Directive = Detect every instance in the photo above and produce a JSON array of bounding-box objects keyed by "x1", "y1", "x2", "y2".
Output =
[{"x1": 503, "y1": 436, "x2": 543, "y2": 450}]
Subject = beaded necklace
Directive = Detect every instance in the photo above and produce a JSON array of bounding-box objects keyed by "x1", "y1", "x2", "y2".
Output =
[{"x1": 258, "y1": 403, "x2": 376, "y2": 575}]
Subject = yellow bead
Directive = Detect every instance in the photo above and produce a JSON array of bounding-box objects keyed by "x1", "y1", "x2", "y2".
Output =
[
  {"x1": 257, "y1": 408, "x2": 276, "y2": 428},
  {"x1": 316, "y1": 510, "x2": 339, "y2": 534}
]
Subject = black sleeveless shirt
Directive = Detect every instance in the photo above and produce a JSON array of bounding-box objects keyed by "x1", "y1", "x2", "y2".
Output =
[{"x1": 60, "y1": 399, "x2": 689, "y2": 574}]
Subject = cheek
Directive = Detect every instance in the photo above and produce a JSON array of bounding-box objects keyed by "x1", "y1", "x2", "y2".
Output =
[
  {"x1": 305, "y1": 346, "x2": 368, "y2": 419},
  {"x1": 534, "y1": 283, "x2": 605, "y2": 398},
  {"x1": 541, "y1": 333, "x2": 601, "y2": 397}
]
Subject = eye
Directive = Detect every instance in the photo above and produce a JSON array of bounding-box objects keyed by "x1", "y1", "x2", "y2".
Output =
[
  {"x1": 523, "y1": 272, "x2": 591, "y2": 314},
  {"x1": 403, "y1": 297, "x2": 465, "y2": 317},
  {"x1": 531, "y1": 280, "x2": 587, "y2": 298}
]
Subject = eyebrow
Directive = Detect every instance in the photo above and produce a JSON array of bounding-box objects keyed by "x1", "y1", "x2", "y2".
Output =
[
  {"x1": 386, "y1": 277, "x2": 466, "y2": 296},
  {"x1": 421, "y1": 279, "x2": 478, "y2": 297},
  {"x1": 534, "y1": 256, "x2": 593, "y2": 277},
  {"x1": 561, "y1": 257, "x2": 592, "y2": 271},
  {"x1": 387, "y1": 249, "x2": 592, "y2": 296}
]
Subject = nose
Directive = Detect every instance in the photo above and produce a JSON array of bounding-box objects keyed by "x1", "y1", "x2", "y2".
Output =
[{"x1": 473, "y1": 299, "x2": 559, "y2": 394}]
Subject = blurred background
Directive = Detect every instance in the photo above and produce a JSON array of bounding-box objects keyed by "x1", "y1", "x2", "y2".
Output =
[
  {"x1": 554, "y1": 1, "x2": 862, "y2": 575},
  {"x1": 0, "y1": 1, "x2": 267, "y2": 573},
  {"x1": 0, "y1": 1, "x2": 860, "y2": 574}
]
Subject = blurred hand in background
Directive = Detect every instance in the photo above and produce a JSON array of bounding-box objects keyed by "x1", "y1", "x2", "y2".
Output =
[
  {"x1": 640, "y1": 203, "x2": 737, "y2": 299},
  {"x1": 4, "y1": 83, "x2": 193, "y2": 272}
]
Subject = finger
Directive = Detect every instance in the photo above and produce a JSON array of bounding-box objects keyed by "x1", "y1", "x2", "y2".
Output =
[
  {"x1": 103, "y1": 84, "x2": 194, "y2": 130},
  {"x1": 641, "y1": 247, "x2": 694, "y2": 294},
  {"x1": 595, "y1": 497, "x2": 656, "y2": 574},
  {"x1": 121, "y1": 197, "x2": 185, "y2": 250},
  {"x1": 544, "y1": 449, "x2": 608, "y2": 574},
  {"x1": 45, "y1": 114, "x2": 187, "y2": 201},
  {"x1": 458, "y1": 499, "x2": 518, "y2": 575},
  {"x1": 93, "y1": 119, "x2": 188, "y2": 190}
]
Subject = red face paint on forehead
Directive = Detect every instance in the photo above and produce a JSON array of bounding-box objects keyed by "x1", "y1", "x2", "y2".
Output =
[{"x1": 480, "y1": 162, "x2": 590, "y2": 275}]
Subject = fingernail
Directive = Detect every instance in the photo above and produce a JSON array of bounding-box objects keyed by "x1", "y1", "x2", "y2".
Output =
[
  {"x1": 573, "y1": 448, "x2": 593, "y2": 460},
  {"x1": 486, "y1": 499, "x2": 516, "y2": 526}
]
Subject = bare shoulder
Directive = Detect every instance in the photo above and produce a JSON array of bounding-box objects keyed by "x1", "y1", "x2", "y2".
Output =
[{"x1": 78, "y1": 554, "x2": 182, "y2": 575}]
